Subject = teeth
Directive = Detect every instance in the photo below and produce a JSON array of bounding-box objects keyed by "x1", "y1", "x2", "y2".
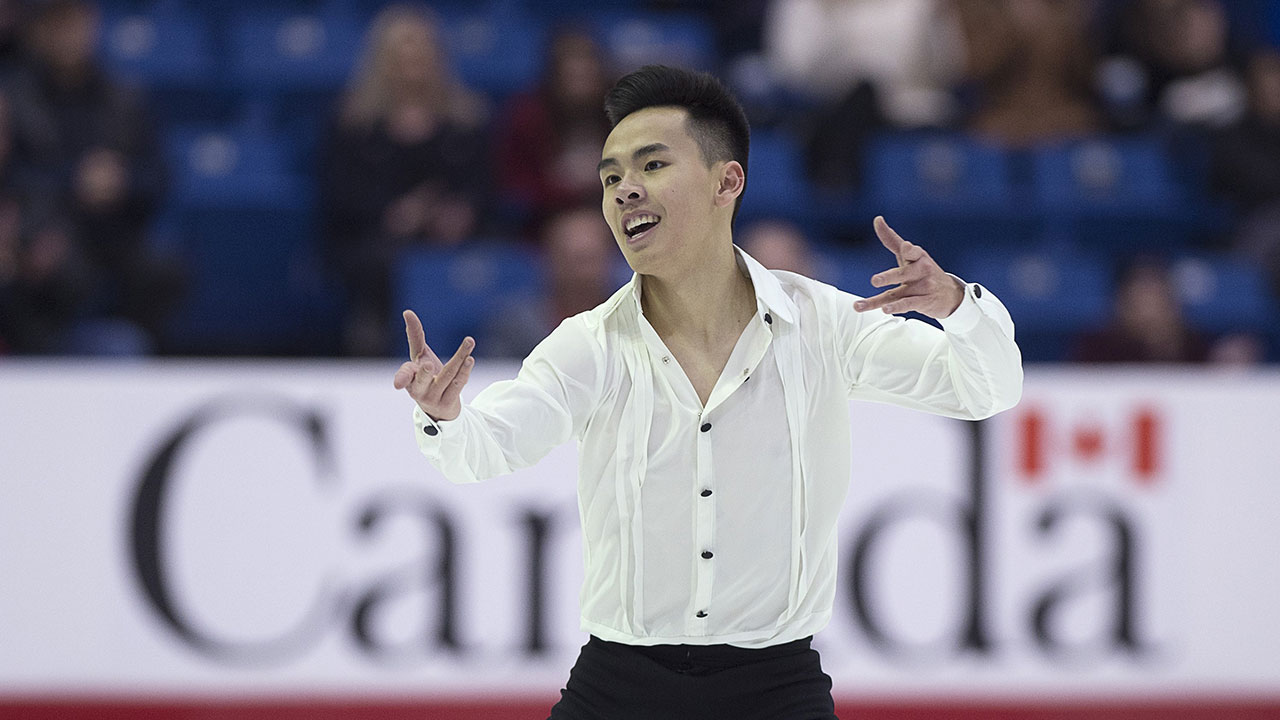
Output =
[{"x1": 625, "y1": 214, "x2": 660, "y2": 233}]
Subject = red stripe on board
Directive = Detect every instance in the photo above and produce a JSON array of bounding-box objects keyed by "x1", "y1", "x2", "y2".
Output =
[
  {"x1": 2, "y1": 698, "x2": 1280, "y2": 720},
  {"x1": 1019, "y1": 408, "x2": 1045, "y2": 480},
  {"x1": 1133, "y1": 407, "x2": 1160, "y2": 482}
]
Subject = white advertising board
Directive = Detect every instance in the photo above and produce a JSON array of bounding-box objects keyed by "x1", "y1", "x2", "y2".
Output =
[{"x1": 2, "y1": 361, "x2": 1279, "y2": 707}]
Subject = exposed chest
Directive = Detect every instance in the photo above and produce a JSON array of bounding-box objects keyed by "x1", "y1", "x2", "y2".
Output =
[{"x1": 663, "y1": 333, "x2": 743, "y2": 407}]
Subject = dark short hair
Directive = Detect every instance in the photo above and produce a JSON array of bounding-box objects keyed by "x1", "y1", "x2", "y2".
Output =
[{"x1": 603, "y1": 65, "x2": 750, "y2": 222}]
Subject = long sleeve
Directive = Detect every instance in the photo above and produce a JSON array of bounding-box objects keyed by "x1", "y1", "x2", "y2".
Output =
[
  {"x1": 413, "y1": 315, "x2": 603, "y2": 484},
  {"x1": 836, "y1": 279, "x2": 1023, "y2": 420}
]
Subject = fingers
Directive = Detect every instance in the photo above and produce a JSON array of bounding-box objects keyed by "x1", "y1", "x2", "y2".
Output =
[
  {"x1": 443, "y1": 356, "x2": 475, "y2": 401},
  {"x1": 393, "y1": 361, "x2": 417, "y2": 390},
  {"x1": 427, "y1": 336, "x2": 475, "y2": 399},
  {"x1": 898, "y1": 242, "x2": 925, "y2": 264},
  {"x1": 874, "y1": 216, "x2": 928, "y2": 267},
  {"x1": 402, "y1": 309, "x2": 438, "y2": 364},
  {"x1": 874, "y1": 216, "x2": 905, "y2": 258},
  {"x1": 857, "y1": 286, "x2": 910, "y2": 312},
  {"x1": 870, "y1": 262, "x2": 930, "y2": 288}
]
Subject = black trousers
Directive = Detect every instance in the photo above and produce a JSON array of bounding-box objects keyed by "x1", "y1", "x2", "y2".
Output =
[{"x1": 547, "y1": 635, "x2": 838, "y2": 720}]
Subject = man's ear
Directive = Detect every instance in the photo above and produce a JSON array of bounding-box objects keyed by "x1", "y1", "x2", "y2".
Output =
[{"x1": 715, "y1": 160, "x2": 745, "y2": 208}]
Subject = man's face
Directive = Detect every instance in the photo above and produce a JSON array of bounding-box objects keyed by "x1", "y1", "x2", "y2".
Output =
[{"x1": 598, "y1": 106, "x2": 723, "y2": 275}]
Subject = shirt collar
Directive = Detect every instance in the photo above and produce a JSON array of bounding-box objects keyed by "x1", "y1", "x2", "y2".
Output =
[
  {"x1": 734, "y1": 244, "x2": 797, "y2": 324},
  {"x1": 617, "y1": 245, "x2": 798, "y2": 325}
]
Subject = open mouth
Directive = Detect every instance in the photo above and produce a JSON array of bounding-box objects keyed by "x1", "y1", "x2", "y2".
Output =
[{"x1": 624, "y1": 214, "x2": 661, "y2": 241}]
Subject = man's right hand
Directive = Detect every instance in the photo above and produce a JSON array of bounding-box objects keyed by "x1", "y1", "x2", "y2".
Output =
[{"x1": 393, "y1": 309, "x2": 475, "y2": 422}]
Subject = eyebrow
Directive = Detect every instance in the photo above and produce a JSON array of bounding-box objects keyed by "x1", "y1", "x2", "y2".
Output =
[{"x1": 597, "y1": 143, "x2": 672, "y2": 174}]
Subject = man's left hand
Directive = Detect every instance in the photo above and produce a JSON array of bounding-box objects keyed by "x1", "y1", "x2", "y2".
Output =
[{"x1": 854, "y1": 216, "x2": 964, "y2": 319}]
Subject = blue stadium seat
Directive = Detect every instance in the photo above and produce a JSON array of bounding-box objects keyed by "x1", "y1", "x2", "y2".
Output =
[
  {"x1": 739, "y1": 128, "x2": 813, "y2": 225},
  {"x1": 1031, "y1": 135, "x2": 1192, "y2": 251},
  {"x1": 590, "y1": 11, "x2": 716, "y2": 71},
  {"x1": 436, "y1": 6, "x2": 548, "y2": 99},
  {"x1": 163, "y1": 204, "x2": 325, "y2": 354},
  {"x1": 1170, "y1": 253, "x2": 1277, "y2": 334},
  {"x1": 228, "y1": 9, "x2": 363, "y2": 92},
  {"x1": 161, "y1": 126, "x2": 326, "y2": 353},
  {"x1": 98, "y1": 8, "x2": 216, "y2": 88},
  {"x1": 818, "y1": 245, "x2": 892, "y2": 299},
  {"x1": 164, "y1": 126, "x2": 310, "y2": 209},
  {"x1": 952, "y1": 244, "x2": 1112, "y2": 362},
  {"x1": 395, "y1": 242, "x2": 546, "y2": 357},
  {"x1": 863, "y1": 133, "x2": 1023, "y2": 264}
]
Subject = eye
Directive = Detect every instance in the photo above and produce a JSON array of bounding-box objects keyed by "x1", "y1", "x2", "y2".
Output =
[
  {"x1": 603, "y1": 174, "x2": 620, "y2": 186},
  {"x1": 644, "y1": 160, "x2": 665, "y2": 171}
]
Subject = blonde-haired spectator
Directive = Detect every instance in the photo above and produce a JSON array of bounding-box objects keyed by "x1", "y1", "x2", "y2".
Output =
[{"x1": 319, "y1": 3, "x2": 491, "y2": 356}]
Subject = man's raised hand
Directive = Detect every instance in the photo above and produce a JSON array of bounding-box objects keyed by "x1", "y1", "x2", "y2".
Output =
[
  {"x1": 853, "y1": 216, "x2": 964, "y2": 319},
  {"x1": 393, "y1": 309, "x2": 475, "y2": 422}
]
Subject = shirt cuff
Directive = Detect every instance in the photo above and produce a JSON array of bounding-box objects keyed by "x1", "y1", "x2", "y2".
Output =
[
  {"x1": 413, "y1": 405, "x2": 452, "y2": 440},
  {"x1": 938, "y1": 279, "x2": 985, "y2": 335}
]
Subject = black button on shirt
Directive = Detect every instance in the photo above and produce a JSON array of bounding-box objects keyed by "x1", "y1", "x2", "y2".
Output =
[
  {"x1": 423, "y1": 425, "x2": 438, "y2": 436},
  {"x1": 764, "y1": 312, "x2": 773, "y2": 324},
  {"x1": 696, "y1": 610, "x2": 708, "y2": 618},
  {"x1": 700, "y1": 489, "x2": 712, "y2": 497},
  {"x1": 700, "y1": 422, "x2": 711, "y2": 432},
  {"x1": 701, "y1": 551, "x2": 714, "y2": 559}
]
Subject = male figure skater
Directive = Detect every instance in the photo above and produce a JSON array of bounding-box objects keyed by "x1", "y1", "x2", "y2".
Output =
[{"x1": 394, "y1": 65, "x2": 1022, "y2": 720}]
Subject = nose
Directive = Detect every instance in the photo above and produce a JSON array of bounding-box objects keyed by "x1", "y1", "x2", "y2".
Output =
[{"x1": 613, "y1": 174, "x2": 645, "y2": 205}]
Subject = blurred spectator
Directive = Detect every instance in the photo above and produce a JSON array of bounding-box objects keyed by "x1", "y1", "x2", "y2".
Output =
[
  {"x1": 763, "y1": 0, "x2": 963, "y2": 188},
  {"x1": 0, "y1": 89, "x2": 19, "y2": 353},
  {"x1": 953, "y1": 0, "x2": 1103, "y2": 147},
  {"x1": 709, "y1": 0, "x2": 772, "y2": 63},
  {"x1": 5, "y1": 0, "x2": 178, "y2": 354},
  {"x1": 1072, "y1": 259, "x2": 1211, "y2": 363},
  {"x1": 1208, "y1": 332, "x2": 1266, "y2": 366},
  {"x1": 738, "y1": 219, "x2": 817, "y2": 277},
  {"x1": 319, "y1": 3, "x2": 490, "y2": 356},
  {"x1": 0, "y1": 0, "x2": 25, "y2": 77},
  {"x1": 765, "y1": 0, "x2": 960, "y2": 126},
  {"x1": 0, "y1": 85, "x2": 98, "y2": 354},
  {"x1": 1212, "y1": 48, "x2": 1280, "y2": 293},
  {"x1": 0, "y1": 90, "x2": 60, "y2": 353},
  {"x1": 482, "y1": 206, "x2": 617, "y2": 358},
  {"x1": 492, "y1": 28, "x2": 613, "y2": 233},
  {"x1": 1105, "y1": 0, "x2": 1247, "y2": 129}
]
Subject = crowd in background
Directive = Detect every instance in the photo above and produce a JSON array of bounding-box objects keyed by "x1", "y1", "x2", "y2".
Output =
[{"x1": 1, "y1": 0, "x2": 1279, "y2": 363}]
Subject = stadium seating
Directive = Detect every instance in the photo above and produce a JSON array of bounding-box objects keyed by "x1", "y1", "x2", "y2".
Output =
[
  {"x1": 161, "y1": 126, "x2": 332, "y2": 354},
  {"x1": 1030, "y1": 135, "x2": 1194, "y2": 251},
  {"x1": 1171, "y1": 252, "x2": 1278, "y2": 334},
  {"x1": 77, "y1": 1, "x2": 1278, "y2": 360},
  {"x1": 738, "y1": 127, "x2": 813, "y2": 226},
  {"x1": 98, "y1": 7, "x2": 217, "y2": 88},
  {"x1": 435, "y1": 4, "x2": 548, "y2": 99},
  {"x1": 862, "y1": 133, "x2": 1026, "y2": 266},
  {"x1": 952, "y1": 242, "x2": 1113, "y2": 362},
  {"x1": 228, "y1": 8, "x2": 363, "y2": 92},
  {"x1": 165, "y1": 126, "x2": 310, "y2": 209},
  {"x1": 589, "y1": 10, "x2": 716, "y2": 71},
  {"x1": 395, "y1": 242, "x2": 546, "y2": 357}
]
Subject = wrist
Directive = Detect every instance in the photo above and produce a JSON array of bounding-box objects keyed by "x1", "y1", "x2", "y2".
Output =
[{"x1": 940, "y1": 276, "x2": 965, "y2": 318}]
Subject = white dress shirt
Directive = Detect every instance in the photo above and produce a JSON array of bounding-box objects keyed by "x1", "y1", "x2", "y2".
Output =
[{"x1": 414, "y1": 247, "x2": 1022, "y2": 648}]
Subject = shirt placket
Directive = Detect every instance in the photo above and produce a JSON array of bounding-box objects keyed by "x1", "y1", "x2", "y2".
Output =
[
  {"x1": 687, "y1": 310, "x2": 774, "y2": 632},
  {"x1": 691, "y1": 405, "x2": 716, "y2": 629}
]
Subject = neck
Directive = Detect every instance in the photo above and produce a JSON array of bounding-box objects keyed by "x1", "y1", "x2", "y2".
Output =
[{"x1": 640, "y1": 237, "x2": 754, "y2": 342}]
